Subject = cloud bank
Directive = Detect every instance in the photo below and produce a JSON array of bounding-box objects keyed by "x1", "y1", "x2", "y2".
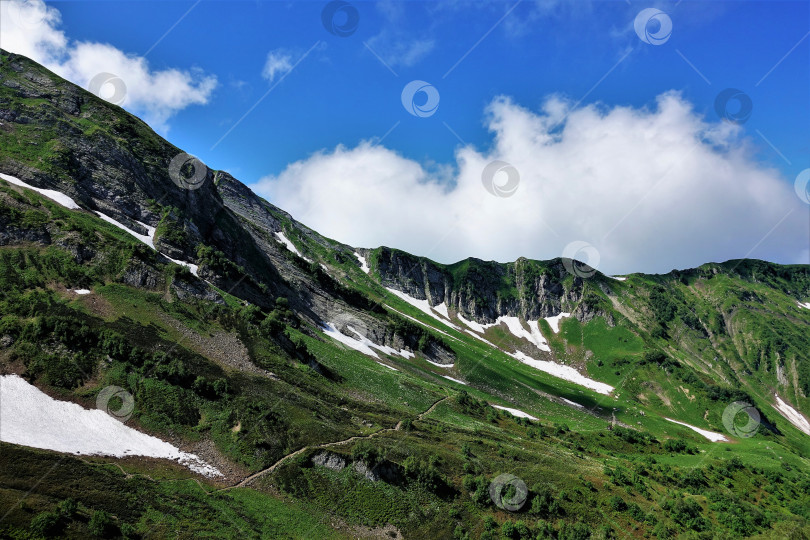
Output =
[
  {"x1": 254, "y1": 92, "x2": 808, "y2": 275},
  {"x1": 0, "y1": 0, "x2": 216, "y2": 131}
]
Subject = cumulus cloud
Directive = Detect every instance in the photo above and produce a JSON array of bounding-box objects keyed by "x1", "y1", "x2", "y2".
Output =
[
  {"x1": 261, "y1": 49, "x2": 293, "y2": 83},
  {"x1": 253, "y1": 92, "x2": 808, "y2": 275},
  {"x1": 0, "y1": 0, "x2": 216, "y2": 131}
]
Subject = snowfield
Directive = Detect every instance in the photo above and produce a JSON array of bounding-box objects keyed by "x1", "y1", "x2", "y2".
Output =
[
  {"x1": 544, "y1": 313, "x2": 571, "y2": 333},
  {"x1": 507, "y1": 351, "x2": 614, "y2": 395},
  {"x1": 383, "y1": 305, "x2": 461, "y2": 342},
  {"x1": 0, "y1": 375, "x2": 222, "y2": 476},
  {"x1": 442, "y1": 375, "x2": 467, "y2": 386},
  {"x1": 0, "y1": 173, "x2": 80, "y2": 210},
  {"x1": 385, "y1": 288, "x2": 460, "y2": 330},
  {"x1": 94, "y1": 211, "x2": 199, "y2": 276},
  {"x1": 491, "y1": 405, "x2": 538, "y2": 421},
  {"x1": 95, "y1": 211, "x2": 155, "y2": 248},
  {"x1": 664, "y1": 417, "x2": 728, "y2": 442},
  {"x1": 426, "y1": 359, "x2": 454, "y2": 368},
  {"x1": 458, "y1": 313, "x2": 489, "y2": 333},
  {"x1": 774, "y1": 395, "x2": 810, "y2": 436},
  {"x1": 498, "y1": 316, "x2": 551, "y2": 352},
  {"x1": 321, "y1": 323, "x2": 414, "y2": 360},
  {"x1": 275, "y1": 231, "x2": 302, "y2": 257},
  {"x1": 354, "y1": 252, "x2": 370, "y2": 274},
  {"x1": 73, "y1": 289, "x2": 91, "y2": 295}
]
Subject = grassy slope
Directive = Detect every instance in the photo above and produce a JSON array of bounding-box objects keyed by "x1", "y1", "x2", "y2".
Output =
[{"x1": 0, "y1": 129, "x2": 809, "y2": 538}]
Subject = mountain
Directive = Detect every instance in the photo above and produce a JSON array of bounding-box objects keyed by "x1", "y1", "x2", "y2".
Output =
[{"x1": 1, "y1": 49, "x2": 809, "y2": 539}]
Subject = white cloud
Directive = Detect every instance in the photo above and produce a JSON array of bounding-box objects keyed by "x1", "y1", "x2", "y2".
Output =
[
  {"x1": 0, "y1": 0, "x2": 217, "y2": 131},
  {"x1": 261, "y1": 49, "x2": 293, "y2": 83},
  {"x1": 253, "y1": 92, "x2": 808, "y2": 275},
  {"x1": 365, "y1": 32, "x2": 435, "y2": 68}
]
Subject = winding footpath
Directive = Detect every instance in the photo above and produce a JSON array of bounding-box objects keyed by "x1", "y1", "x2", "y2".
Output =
[{"x1": 215, "y1": 395, "x2": 450, "y2": 493}]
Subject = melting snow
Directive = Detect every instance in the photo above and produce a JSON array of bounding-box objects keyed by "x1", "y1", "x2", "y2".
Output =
[
  {"x1": 426, "y1": 359, "x2": 454, "y2": 368},
  {"x1": 497, "y1": 316, "x2": 551, "y2": 352},
  {"x1": 561, "y1": 398, "x2": 584, "y2": 409},
  {"x1": 321, "y1": 323, "x2": 414, "y2": 360},
  {"x1": 95, "y1": 211, "x2": 155, "y2": 249},
  {"x1": 798, "y1": 302, "x2": 810, "y2": 310},
  {"x1": 384, "y1": 305, "x2": 461, "y2": 342},
  {"x1": 94, "y1": 212, "x2": 198, "y2": 276},
  {"x1": 664, "y1": 418, "x2": 728, "y2": 442},
  {"x1": 507, "y1": 351, "x2": 614, "y2": 395},
  {"x1": 433, "y1": 303, "x2": 451, "y2": 319},
  {"x1": 544, "y1": 313, "x2": 571, "y2": 334},
  {"x1": 73, "y1": 289, "x2": 91, "y2": 295},
  {"x1": 377, "y1": 362, "x2": 399, "y2": 372},
  {"x1": 458, "y1": 313, "x2": 490, "y2": 333},
  {"x1": 385, "y1": 288, "x2": 460, "y2": 330},
  {"x1": 774, "y1": 395, "x2": 810, "y2": 436},
  {"x1": 442, "y1": 375, "x2": 467, "y2": 386},
  {"x1": 0, "y1": 173, "x2": 80, "y2": 210},
  {"x1": 0, "y1": 375, "x2": 222, "y2": 476},
  {"x1": 354, "y1": 252, "x2": 370, "y2": 274},
  {"x1": 275, "y1": 231, "x2": 311, "y2": 262},
  {"x1": 491, "y1": 405, "x2": 538, "y2": 421},
  {"x1": 609, "y1": 276, "x2": 627, "y2": 281}
]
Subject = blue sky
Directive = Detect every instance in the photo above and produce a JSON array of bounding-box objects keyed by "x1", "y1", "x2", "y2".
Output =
[
  {"x1": 44, "y1": 0, "x2": 808, "y2": 181},
  {"x1": 2, "y1": 0, "x2": 809, "y2": 273}
]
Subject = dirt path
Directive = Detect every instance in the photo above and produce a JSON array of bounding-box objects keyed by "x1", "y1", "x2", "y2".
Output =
[{"x1": 215, "y1": 395, "x2": 450, "y2": 492}]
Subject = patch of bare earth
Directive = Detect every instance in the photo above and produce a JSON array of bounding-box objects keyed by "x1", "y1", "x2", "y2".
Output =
[{"x1": 156, "y1": 312, "x2": 277, "y2": 379}]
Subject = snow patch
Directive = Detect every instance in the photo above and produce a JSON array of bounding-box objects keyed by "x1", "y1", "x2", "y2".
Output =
[
  {"x1": 433, "y1": 303, "x2": 451, "y2": 319},
  {"x1": 275, "y1": 231, "x2": 311, "y2": 262},
  {"x1": 73, "y1": 289, "x2": 91, "y2": 295},
  {"x1": 383, "y1": 305, "x2": 461, "y2": 342},
  {"x1": 774, "y1": 395, "x2": 810, "y2": 436},
  {"x1": 426, "y1": 359, "x2": 454, "y2": 368},
  {"x1": 507, "y1": 351, "x2": 614, "y2": 395},
  {"x1": 377, "y1": 362, "x2": 399, "y2": 372},
  {"x1": 94, "y1": 211, "x2": 155, "y2": 249},
  {"x1": 385, "y1": 288, "x2": 460, "y2": 330},
  {"x1": 497, "y1": 316, "x2": 550, "y2": 352},
  {"x1": 561, "y1": 398, "x2": 584, "y2": 409},
  {"x1": 442, "y1": 375, "x2": 467, "y2": 386},
  {"x1": 354, "y1": 252, "x2": 370, "y2": 274},
  {"x1": 0, "y1": 375, "x2": 222, "y2": 476},
  {"x1": 544, "y1": 313, "x2": 571, "y2": 334},
  {"x1": 609, "y1": 276, "x2": 627, "y2": 281},
  {"x1": 665, "y1": 417, "x2": 728, "y2": 442},
  {"x1": 458, "y1": 313, "x2": 491, "y2": 334},
  {"x1": 491, "y1": 405, "x2": 538, "y2": 421},
  {"x1": 321, "y1": 323, "x2": 413, "y2": 360},
  {"x1": 798, "y1": 302, "x2": 810, "y2": 310},
  {"x1": 0, "y1": 173, "x2": 80, "y2": 210}
]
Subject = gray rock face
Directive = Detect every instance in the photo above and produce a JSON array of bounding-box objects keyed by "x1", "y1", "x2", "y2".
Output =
[
  {"x1": 375, "y1": 247, "x2": 614, "y2": 326},
  {"x1": 311, "y1": 451, "x2": 347, "y2": 471}
]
